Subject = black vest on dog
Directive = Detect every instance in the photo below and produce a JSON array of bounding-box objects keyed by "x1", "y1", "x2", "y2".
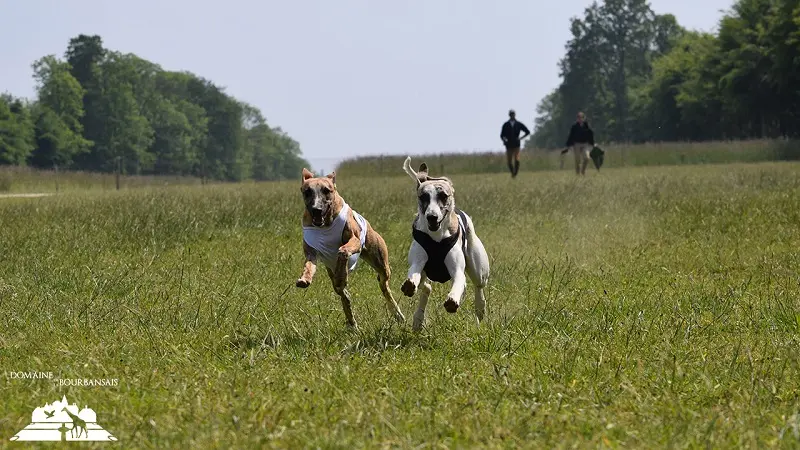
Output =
[{"x1": 412, "y1": 209, "x2": 469, "y2": 283}]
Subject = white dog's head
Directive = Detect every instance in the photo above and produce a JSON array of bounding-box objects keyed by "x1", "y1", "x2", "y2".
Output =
[{"x1": 402, "y1": 157, "x2": 456, "y2": 232}]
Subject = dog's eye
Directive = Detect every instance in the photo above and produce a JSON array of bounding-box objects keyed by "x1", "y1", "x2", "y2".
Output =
[
  {"x1": 438, "y1": 192, "x2": 448, "y2": 202},
  {"x1": 419, "y1": 193, "x2": 430, "y2": 203},
  {"x1": 321, "y1": 187, "x2": 330, "y2": 195},
  {"x1": 303, "y1": 189, "x2": 312, "y2": 197}
]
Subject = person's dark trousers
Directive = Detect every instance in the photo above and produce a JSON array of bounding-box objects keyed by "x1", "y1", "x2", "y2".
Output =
[{"x1": 506, "y1": 144, "x2": 520, "y2": 177}]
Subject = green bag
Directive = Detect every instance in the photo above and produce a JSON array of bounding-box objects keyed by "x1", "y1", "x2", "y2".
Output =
[{"x1": 590, "y1": 145, "x2": 605, "y2": 170}]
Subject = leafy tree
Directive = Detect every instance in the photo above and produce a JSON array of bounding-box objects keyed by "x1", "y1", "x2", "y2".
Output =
[
  {"x1": 598, "y1": 0, "x2": 656, "y2": 139},
  {"x1": 149, "y1": 98, "x2": 207, "y2": 175},
  {"x1": 0, "y1": 95, "x2": 36, "y2": 165},
  {"x1": 186, "y1": 77, "x2": 245, "y2": 180},
  {"x1": 28, "y1": 56, "x2": 92, "y2": 167},
  {"x1": 527, "y1": 90, "x2": 564, "y2": 149},
  {"x1": 4, "y1": 33, "x2": 308, "y2": 179},
  {"x1": 629, "y1": 32, "x2": 720, "y2": 141},
  {"x1": 532, "y1": 0, "x2": 800, "y2": 145},
  {"x1": 65, "y1": 35, "x2": 106, "y2": 158},
  {"x1": 533, "y1": 0, "x2": 683, "y2": 147},
  {"x1": 760, "y1": 0, "x2": 800, "y2": 136}
]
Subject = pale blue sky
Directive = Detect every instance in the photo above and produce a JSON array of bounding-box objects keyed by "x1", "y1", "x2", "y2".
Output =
[{"x1": 1, "y1": 0, "x2": 732, "y2": 173}]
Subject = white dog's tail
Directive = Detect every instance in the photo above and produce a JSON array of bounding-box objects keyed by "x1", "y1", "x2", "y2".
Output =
[{"x1": 402, "y1": 156, "x2": 420, "y2": 185}]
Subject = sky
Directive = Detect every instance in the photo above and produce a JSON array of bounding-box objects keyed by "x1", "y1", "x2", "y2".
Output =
[{"x1": 1, "y1": 0, "x2": 733, "y2": 173}]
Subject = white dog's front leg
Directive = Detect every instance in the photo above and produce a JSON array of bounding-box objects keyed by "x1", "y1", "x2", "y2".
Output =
[
  {"x1": 402, "y1": 240, "x2": 427, "y2": 297},
  {"x1": 443, "y1": 248, "x2": 467, "y2": 313}
]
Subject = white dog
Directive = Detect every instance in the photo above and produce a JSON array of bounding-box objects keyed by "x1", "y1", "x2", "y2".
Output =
[{"x1": 400, "y1": 157, "x2": 490, "y2": 331}]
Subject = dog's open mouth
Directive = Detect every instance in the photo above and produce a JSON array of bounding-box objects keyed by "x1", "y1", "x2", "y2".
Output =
[
  {"x1": 309, "y1": 205, "x2": 328, "y2": 227},
  {"x1": 427, "y1": 215, "x2": 445, "y2": 231},
  {"x1": 311, "y1": 214, "x2": 325, "y2": 227}
]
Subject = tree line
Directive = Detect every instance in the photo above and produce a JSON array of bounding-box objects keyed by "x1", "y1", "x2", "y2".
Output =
[
  {"x1": 0, "y1": 34, "x2": 309, "y2": 181},
  {"x1": 530, "y1": 0, "x2": 800, "y2": 148}
]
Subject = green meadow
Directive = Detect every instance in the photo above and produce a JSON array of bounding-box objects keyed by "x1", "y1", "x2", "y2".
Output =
[
  {"x1": 336, "y1": 139, "x2": 800, "y2": 178},
  {"x1": 1, "y1": 156, "x2": 800, "y2": 448}
]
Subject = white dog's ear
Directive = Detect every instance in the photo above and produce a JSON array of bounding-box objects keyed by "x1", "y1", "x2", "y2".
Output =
[
  {"x1": 302, "y1": 168, "x2": 314, "y2": 182},
  {"x1": 402, "y1": 156, "x2": 422, "y2": 187},
  {"x1": 416, "y1": 164, "x2": 429, "y2": 183}
]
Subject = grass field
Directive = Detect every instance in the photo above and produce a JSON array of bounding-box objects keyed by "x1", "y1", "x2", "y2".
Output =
[
  {"x1": 2, "y1": 161, "x2": 800, "y2": 448},
  {"x1": 336, "y1": 139, "x2": 800, "y2": 177},
  {"x1": 0, "y1": 165, "x2": 203, "y2": 193}
]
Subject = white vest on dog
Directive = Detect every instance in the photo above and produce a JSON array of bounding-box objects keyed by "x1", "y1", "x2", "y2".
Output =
[{"x1": 302, "y1": 202, "x2": 368, "y2": 272}]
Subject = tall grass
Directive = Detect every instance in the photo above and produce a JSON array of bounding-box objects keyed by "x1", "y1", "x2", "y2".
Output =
[
  {"x1": 1, "y1": 162, "x2": 800, "y2": 447},
  {"x1": 0, "y1": 165, "x2": 205, "y2": 193},
  {"x1": 336, "y1": 138, "x2": 800, "y2": 177}
]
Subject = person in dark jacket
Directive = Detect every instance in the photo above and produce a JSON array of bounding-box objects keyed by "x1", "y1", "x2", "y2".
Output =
[
  {"x1": 563, "y1": 111, "x2": 595, "y2": 175},
  {"x1": 500, "y1": 109, "x2": 530, "y2": 178}
]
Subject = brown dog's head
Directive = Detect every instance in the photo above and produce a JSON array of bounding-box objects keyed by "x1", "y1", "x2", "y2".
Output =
[
  {"x1": 402, "y1": 157, "x2": 455, "y2": 232},
  {"x1": 300, "y1": 168, "x2": 337, "y2": 227}
]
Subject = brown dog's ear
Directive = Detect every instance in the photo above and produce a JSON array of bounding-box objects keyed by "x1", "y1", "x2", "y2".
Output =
[
  {"x1": 302, "y1": 168, "x2": 314, "y2": 181},
  {"x1": 326, "y1": 171, "x2": 336, "y2": 186}
]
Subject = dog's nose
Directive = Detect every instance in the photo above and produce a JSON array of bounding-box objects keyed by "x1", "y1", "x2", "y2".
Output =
[
  {"x1": 310, "y1": 207, "x2": 323, "y2": 216},
  {"x1": 426, "y1": 214, "x2": 438, "y2": 223}
]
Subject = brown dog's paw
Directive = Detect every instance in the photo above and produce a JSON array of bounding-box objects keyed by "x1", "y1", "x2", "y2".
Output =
[
  {"x1": 443, "y1": 297, "x2": 459, "y2": 313},
  {"x1": 337, "y1": 247, "x2": 352, "y2": 260},
  {"x1": 401, "y1": 279, "x2": 417, "y2": 297},
  {"x1": 296, "y1": 278, "x2": 311, "y2": 288}
]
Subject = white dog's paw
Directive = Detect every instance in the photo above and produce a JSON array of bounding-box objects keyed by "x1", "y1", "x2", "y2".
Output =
[
  {"x1": 296, "y1": 278, "x2": 311, "y2": 288},
  {"x1": 443, "y1": 296, "x2": 460, "y2": 313},
  {"x1": 401, "y1": 279, "x2": 417, "y2": 297},
  {"x1": 444, "y1": 297, "x2": 459, "y2": 314}
]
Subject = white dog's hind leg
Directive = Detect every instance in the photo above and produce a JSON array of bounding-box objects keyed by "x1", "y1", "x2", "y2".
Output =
[
  {"x1": 473, "y1": 286, "x2": 486, "y2": 322},
  {"x1": 465, "y1": 234, "x2": 490, "y2": 322},
  {"x1": 412, "y1": 274, "x2": 432, "y2": 331},
  {"x1": 462, "y1": 214, "x2": 490, "y2": 322},
  {"x1": 402, "y1": 240, "x2": 427, "y2": 297}
]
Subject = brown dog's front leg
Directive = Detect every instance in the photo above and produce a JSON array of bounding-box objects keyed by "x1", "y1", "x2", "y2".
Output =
[
  {"x1": 296, "y1": 241, "x2": 317, "y2": 288},
  {"x1": 337, "y1": 234, "x2": 362, "y2": 261}
]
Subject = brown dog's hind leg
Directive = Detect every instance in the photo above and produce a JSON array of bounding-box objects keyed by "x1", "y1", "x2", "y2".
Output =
[
  {"x1": 362, "y1": 228, "x2": 405, "y2": 324},
  {"x1": 327, "y1": 266, "x2": 357, "y2": 329}
]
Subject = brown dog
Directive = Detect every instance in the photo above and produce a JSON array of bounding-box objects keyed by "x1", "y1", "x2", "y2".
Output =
[{"x1": 295, "y1": 168, "x2": 405, "y2": 328}]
